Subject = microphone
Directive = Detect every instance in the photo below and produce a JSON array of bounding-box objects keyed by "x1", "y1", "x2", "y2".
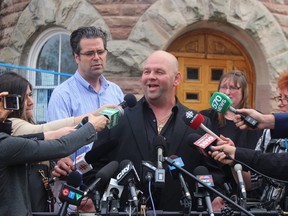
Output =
[
  {"x1": 141, "y1": 161, "x2": 157, "y2": 183},
  {"x1": 49, "y1": 149, "x2": 98, "y2": 183},
  {"x1": 187, "y1": 133, "x2": 233, "y2": 160},
  {"x1": 183, "y1": 110, "x2": 223, "y2": 141},
  {"x1": 116, "y1": 93, "x2": 137, "y2": 116},
  {"x1": 210, "y1": 92, "x2": 258, "y2": 128},
  {"x1": 168, "y1": 155, "x2": 192, "y2": 202},
  {"x1": 193, "y1": 166, "x2": 215, "y2": 216},
  {"x1": 84, "y1": 161, "x2": 119, "y2": 196},
  {"x1": 100, "y1": 94, "x2": 137, "y2": 128},
  {"x1": 116, "y1": 160, "x2": 140, "y2": 207},
  {"x1": 234, "y1": 164, "x2": 247, "y2": 200},
  {"x1": 58, "y1": 171, "x2": 84, "y2": 216},
  {"x1": 153, "y1": 135, "x2": 166, "y2": 188},
  {"x1": 74, "y1": 116, "x2": 89, "y2": 129},
  {"x1": 104, "y1": 178, "x2": 124, "y2": 201}
]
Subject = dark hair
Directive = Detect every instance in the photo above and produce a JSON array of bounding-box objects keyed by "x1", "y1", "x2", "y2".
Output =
[
  {"x1": 216, "y1": 70, "x2": 248, "y2": 127},
  {"x1": 70, "y1": 26, "x2": 107, "y2": 55},
  {"x1": 0, "y1": 72, "x2": 33, "y2": 122}
]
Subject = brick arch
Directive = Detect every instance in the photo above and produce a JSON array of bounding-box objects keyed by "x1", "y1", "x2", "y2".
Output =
[
  {"x1": 129, "y1": 0, "x2": 288, "y2": 111},
  {"x1": 10, "y1": 0, "x2": 110, "y2": 65}
]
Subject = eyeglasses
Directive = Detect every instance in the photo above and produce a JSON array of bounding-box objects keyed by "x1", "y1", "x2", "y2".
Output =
[
  {"x1": 219, "y1": 86, "x2": 241, "y2": 92},
  {"x1": 79, "y1": 49, "x2": 107, "y2": 58},
  {"x1": 273, "y1": 96, "x2": 288, "y2": 105}
]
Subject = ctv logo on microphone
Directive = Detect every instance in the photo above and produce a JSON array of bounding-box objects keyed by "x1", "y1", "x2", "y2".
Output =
[
  {"x1": 59, "y1": 184, "x2": 84, "y2": 206},
  {"x1": 116, "y1": 163, "x2": 131, "y2": 180},
  {"x1": 211, "y1": 95, "x2": 226, "y2": 112}
]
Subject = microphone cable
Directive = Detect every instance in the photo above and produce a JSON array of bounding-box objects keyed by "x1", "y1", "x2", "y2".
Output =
[
  {"x1": 148, "y1": 180, "x2": 157, "y2": 216},
  {"x1": 225, "y1": 154, "x2": 288, "y2": 185}
]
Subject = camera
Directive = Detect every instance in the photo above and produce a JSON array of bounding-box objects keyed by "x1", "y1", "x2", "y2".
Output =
[{"x1": 3, "y1": 94, "x2": 21, "y2": 110}]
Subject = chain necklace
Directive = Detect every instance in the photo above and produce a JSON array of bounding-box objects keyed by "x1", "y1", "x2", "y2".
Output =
[{"x1": 157, "y1": 111, "x2": 172, "y2": 134}]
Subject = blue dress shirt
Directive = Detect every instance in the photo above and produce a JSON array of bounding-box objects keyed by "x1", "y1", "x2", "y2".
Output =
[{"x1": 47, "y1": 71, "x2": 124, "y2": 160}]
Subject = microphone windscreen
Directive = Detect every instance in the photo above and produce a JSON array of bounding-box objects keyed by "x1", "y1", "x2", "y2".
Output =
[
  {"x1": 95, "y1": 161, "x2": 119, "y2": 185},
  {"x1": 153, "y1": 135, "x2": 166, "y2": 150},
  {"x1": 66, "y1": 171, "x2": 82, "y2": 187},
  {"x1": 119, "y1": 159, "x2": 131, "y2": 170},
  {"x1": 234, "y1": 163, "x2": 242, "y2": 172},
  {"x1": 182, "y1": 111, "x2": 204, "y2": 130},
  {"x1": 123, "y1": 93, "x2": 137, "y2": 108},
  {"x1": 193, "y1": 166, "x2": 209, "y2": 176},
  {"x1": 209, "y1": 92, "x2": 233, "y2": 114},
  {"x1": 190, "y1": 114, "x2": 204, "y2": 130}
]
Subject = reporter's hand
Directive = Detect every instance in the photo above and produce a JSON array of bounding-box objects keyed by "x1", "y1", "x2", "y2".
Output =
[
  {"x1": 212, "y1": 196, "x2": 225, "y2": 211},
  {"x1": 234, "y1": 108, "x2": 275, "y2": 130},
  {"x1": 44, "y1": 127, "x2": 76, "y2": 140},
  {"x1": 210, "y1": 145, "x2": 235, "y2": 166},
  {"x1": 77, "y1": 198, "x2": 96, "y2": 212},
  {"x1": 0, "y1": 92, "x2": 13, "y2": 122},
  {"x1": 92, "y1": 104, "x2": 117, "y2": 116},
  {"x1": 217, "y1": 134, "x2": 235, "y2": 147},
  {"x1": 51, "y1": 157, "x2": 74, "y2": 177},
  {"x1": 88, "y1": 114, "x2": 110, "y2": 132}
]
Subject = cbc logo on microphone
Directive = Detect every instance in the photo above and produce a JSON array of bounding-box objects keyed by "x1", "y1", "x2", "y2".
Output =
[
  {"x1": 78, "y1": 164, "x2": 88, "y2": 171},
  {"x1": 185, "y1": 111, "x2": 194, "y2": 119}
]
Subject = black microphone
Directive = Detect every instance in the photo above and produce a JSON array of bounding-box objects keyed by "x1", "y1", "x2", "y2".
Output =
[
  {"x1": 116, "y1": 160, "x2": 140, "y2": 207},
  {"x1": 117, "y1": 93, "x2": 137, "y2": 115},
  {"x1": 153, "y1": 135, "x2": 166, "y2": 188},
  {"x1": 100, "y1": 94, "x2": 137, "y2": 128},
  {"x1": 102, "y1": 178, "x2": 124, "y2": 214},
  {"x1": 168, "y1": 155, "x2": 192, "y2": 203},
  {"x1": 84, "y1": 161, "x2": 119, "y2": 195},
  {"x1": 58, "y1": 171, "x2": 84, "y2": 216},
  {"x1": 234, "y1": 164, "x2": 247, "y2": 201},
  {"x1": 141, "y1": 161, "x2": 157, "y2": 183},
  {"x1": 74, "y1": 116, "x2": 89, "y2": 129},
  {"x1": 193, "y1": 166, "x2": 215, "y2": 216}
]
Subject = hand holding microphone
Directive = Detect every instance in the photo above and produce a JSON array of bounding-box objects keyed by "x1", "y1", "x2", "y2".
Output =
[
  {"x1": 100, "y1": 94, "x2": 137, "y2": 128},
  {"x1": 210, "y1": 92, "x2": 258, "y2": 128}
]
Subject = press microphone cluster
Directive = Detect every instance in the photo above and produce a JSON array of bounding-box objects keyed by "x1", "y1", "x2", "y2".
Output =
[
  {"x1": 100, "y1": 93, "x2": 137, "y2": 129},
  {"x1": 210, "y1": 92, "x2": 258, "y2": 128}
]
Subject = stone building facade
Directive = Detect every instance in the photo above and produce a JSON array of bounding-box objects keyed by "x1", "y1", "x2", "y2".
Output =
[{"x1": 1, "y1": 0, "x2": 288, "y2": 116}]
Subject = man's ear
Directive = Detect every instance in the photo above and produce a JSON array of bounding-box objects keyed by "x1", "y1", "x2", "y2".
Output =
[{"x1": 174, "y1": 72, "x2": 181, "y2": 86}]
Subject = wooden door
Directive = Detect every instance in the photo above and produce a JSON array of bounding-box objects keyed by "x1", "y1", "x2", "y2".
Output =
[{"x1": 168, "y1": 30, "x2": 255, "y2": 111}]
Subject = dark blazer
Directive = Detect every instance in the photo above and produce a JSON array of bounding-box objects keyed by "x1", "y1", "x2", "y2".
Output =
[{"x1": 92, "y1": 97, "x2": 225, "y2": 211}]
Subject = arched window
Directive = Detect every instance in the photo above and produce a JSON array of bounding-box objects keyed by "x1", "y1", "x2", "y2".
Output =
[{"x1": 27, "y1": 27, "x2": 77, "y2": 122}]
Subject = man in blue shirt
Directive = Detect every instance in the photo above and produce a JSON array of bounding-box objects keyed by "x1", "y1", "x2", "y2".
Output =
[
  {"x1": 47, "y1": 26, "x2": 124, "y2": 160},
  {"x1": 47, "y1": 27, "x2": 124, "y2": 212}
]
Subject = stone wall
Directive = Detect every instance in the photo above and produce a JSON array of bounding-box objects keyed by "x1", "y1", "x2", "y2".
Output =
[
  {"x1": 1, "y1": 0, "x2": 288, "y2": 110},
  {"x1": 1, "y1": 0, "x2": 287, "y2": 50}
]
